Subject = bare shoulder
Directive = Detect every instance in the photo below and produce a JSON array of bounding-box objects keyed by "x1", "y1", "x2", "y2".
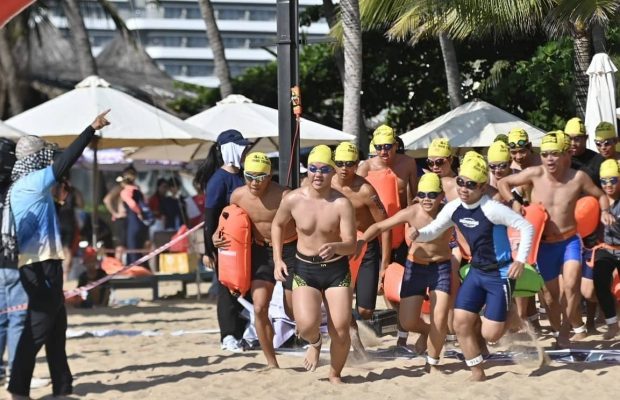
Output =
[
  {"x1": 357, "y1": 159, "x2": 371, "y2": 175},
  {"x1": 357, "y1": 176, "x2": 377, "y2": 195},
  {"x1": 230, "y1": 186, "x2": 246, "y2": 204}
]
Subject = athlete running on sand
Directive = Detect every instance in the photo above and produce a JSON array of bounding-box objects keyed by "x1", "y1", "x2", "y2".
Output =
[
  {"x1": 272, "y1": 145, "x2": 356, "y2": 384},
  {"x1": 330, "y1": 142, "x2": 391, "y2": 355},
  {"x1": 498, "y1": 131, "x2": 614, "y2": 348},
  {"x1": 410, "y1": 155, "x2": 534, "y2": 381},
  {"x1": 359, "y1": 172, "x2": 453, "y2": 373},
  {"x1": 213, "y1": 152, "x2": 297, "y2": 368}
]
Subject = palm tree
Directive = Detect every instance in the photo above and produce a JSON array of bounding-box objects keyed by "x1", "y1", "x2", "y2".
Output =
[
  {"x1": 340, "y1": 0, "x2": 363, "y2": 139},
  {"x1": 0, "y1": 28, "x2": 24, "y2": 114},
  {"x1": 62, "y1": 0, "x2": 98, "y2": 77},
  {"x1": 197, "y1": 0, "x2": 233, "y2": 98}
]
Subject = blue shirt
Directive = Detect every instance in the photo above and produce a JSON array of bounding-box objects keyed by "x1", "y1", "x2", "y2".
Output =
[
  {"x1": 205, "y1": 169, "x2": 244, "y2": 209},
  {"x1": 10, "y1": 166, "x2": 63, "y2": 267},
  {"x1": 417, "y1": 196, "x2": 534, "y2": 278}
]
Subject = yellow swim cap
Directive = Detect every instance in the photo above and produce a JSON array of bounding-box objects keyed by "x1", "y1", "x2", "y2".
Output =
[
  {"x1": 373, "y1": 124, "x2": 397, "y2": 145},
  {"x1": 540, "y1": 130, "x2": 569, "y2": 152},
  {"x1": 461, "y1": 150, "x2": 485, "y2": 165},
  {"x1": 418, "y1": 172, "x2": 442, "y2": 193},
  {"x1": 487, "y1": 141, "x2": 511, "y2": 163},
  {"x1": 595, "y1": 121, "x2": 616, "y2": 140},
  {"x1": 600, "y1": 159, "x2": 620, "y2": 178},
  {"x1": 428, "y1": 138, "x2": 452, "y2": 158},
  {"x1": 459, "y1": 159, "x2": 488, "y2": 184},
  {"x1": 508, "y1": 128, "x2": 529, "y2": 148},
  {"x1": 564, "y1": 117, "x2": 585, "y2": 136},
  {"x1": 334, "y1": 142, "x2": 359, "y2": 162},
  {"x1": 368, "y1": 139, "x2": 376, "y2": 157},
  {"x1": 308, "y1": 144, "x2": 335, "y2": 168},
  {"x1": 244, "y1": 152, "x2": 271, "y2": 174}
]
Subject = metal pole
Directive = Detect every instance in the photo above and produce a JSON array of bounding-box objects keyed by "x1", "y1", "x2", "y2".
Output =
[{"x1": 277, "y1": 0, "x2": 300, "y2": 188}]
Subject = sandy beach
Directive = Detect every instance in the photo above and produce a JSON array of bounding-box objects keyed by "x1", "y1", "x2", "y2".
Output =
[{"x1": 6, "y1": 282, "x2": 619, "y2": 400}]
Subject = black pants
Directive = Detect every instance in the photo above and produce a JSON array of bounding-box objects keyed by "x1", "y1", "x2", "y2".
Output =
[
  {"x1": 8, "y1": 260, "x2": 72, "y2": 397},
  {"x1": 217, "y1": 287, "x2": 249, "y2": 342},
  {"x1": 593, "y1": 250, "x2": 620, "y2": 320}
]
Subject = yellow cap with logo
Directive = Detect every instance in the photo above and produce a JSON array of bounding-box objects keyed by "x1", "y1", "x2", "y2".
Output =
[
  {"x1": 334, "y1": 142, "x2": 359, "y2": 162},
  {"x1": 368, "y1": 139, "x2": 376, "y2": 157},
  {"x1": 487, "y1": 141, "x2": 511, "y2": 163},
  {"x1": 564, "y1": 117, "x2": 586, "y2": 136},
  {"x1": 461, "y1": 150, "x2": 485, "y2": 165},
  {"x1": 595, "y1": 121, "x2": 616, "y2": 140},
  {"x1": 540, "y1": 130, "x2": 569, "y2": 152},
  {"x1": 308, "y1": 144, "x2": 335, "y2": 168},
  {"x1": 508, "y1": 128, "x2": 529, "y2": 148},
  {"x1": 459, "y1": 158, "x2": 488, "y2": 184},
  {"x1": 428, "y1": 138, "x2": 452, "y2": 158},
  {"x1": 600, "y1": 159, "x2": 620, "y2": 178},
  {"x1": 418, "y1": 172, "x2": 442, "y2": 193},
  {"x1": 373, "y1": 124, "x2": 397, "y2": 145},
  {"x1": 244, "y1": 152, "x2": 271, "y2": 174}
]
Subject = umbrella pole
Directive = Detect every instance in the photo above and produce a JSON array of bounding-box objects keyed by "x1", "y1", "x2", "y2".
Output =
[{"x1": 91, "y1": 138, "x2": 99, "y2": 247}]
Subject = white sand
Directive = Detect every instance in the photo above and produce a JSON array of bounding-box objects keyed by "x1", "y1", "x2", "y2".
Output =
[{"x1": 6, "y1": 282, "x2": 620, "y2": 400}]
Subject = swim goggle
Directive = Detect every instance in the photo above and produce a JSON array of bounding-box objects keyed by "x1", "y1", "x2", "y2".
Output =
[
  {"x1": 244, "y1": 172, "x2": 269, "y2": 182},
  {"x1": 417, "y1": 191, "x2": 440, "y2": 199},
  {"x1": 601, "y1": 177, "x2": 619, "y2": 186},
  {"x1": 374, "y1": 143, "x2": 394, "y2": 152},
  {"x1": 426, "y1": 158, "x2": 447, "y2": 168},
  {"x1": 488, "y1": 162, "x2": 509, "y2": 171},
  {"x1": 455, "y1": 177, "x2": 480, "y2": 190},
  {"x1": 307, "y1": 165, "x2": 334, "y2": 174},
  {"x1": 508, "y1": 140, "x2": 529, "y2": 149},
  {"x1": 334, "y1": 160, "x2": 356, "y2": 168}
]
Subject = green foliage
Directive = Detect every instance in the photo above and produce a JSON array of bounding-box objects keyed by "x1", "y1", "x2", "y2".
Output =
[{"x1": 476, "y1": 38, "x2": 575, "y2": 131}]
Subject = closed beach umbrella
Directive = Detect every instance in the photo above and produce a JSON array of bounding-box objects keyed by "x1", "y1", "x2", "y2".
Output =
[{"x1": 585, "y1": 53, "x2": 618, "y2": 150}]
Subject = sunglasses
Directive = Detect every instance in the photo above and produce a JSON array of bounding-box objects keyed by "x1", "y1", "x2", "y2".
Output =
[
  {"x1": 244, "y1": 172, "x2": 268, "y2": 182},
  {"x1": 417, "y1": 191, "x2": 440, "y2": 199},
  {"x1": 456, "y1": 177, "x2": 479, "y2": 190},
  {"x1": 308, "y1": 165, "x2": 334, "y2": 174},
  {"x1": 335, "y1": 160, "x2": 356, "y2": 168},
  {"x1": 508, "y1": 140, "x2": 529, "y2": 149},
  {"x1": 601, "y1": 177, "x2": 619, "y2": 186},
  {"x1": 374, "y1": 143, "x2": 394, "y2": 152},
  {"x1": 488, "y1": 162, "x2": 509, "y2": 171},
  {"x1": 426, "y1": 158, "x2": 447, "y2": 168},
  {"x1": 540, "y1": 151, "x2": 562, "y2": 158},
  {"x1": 595, "y1": 139, "x2": 615, "y2": 147}
]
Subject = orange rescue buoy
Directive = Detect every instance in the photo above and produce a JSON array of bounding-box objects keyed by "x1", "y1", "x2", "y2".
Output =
[
  {"x1": 366, "y1": 169, "x2": 404, "y2": 249},
  {"x1": 575, "y1": 196, "x2": 600, "y2": 239},
  {"x1": 101, "y1": 256, "x2": 153, "y2": 277},
  {"x1": 217, "y1": 204, "x2": 252, "y2": 296},
  {"x1": 507, "y1": 203, "x2": 548, "y2": 265},
  {"x1": 383, "y1": 262, "x2": 430, "y2": 314},
  {"x1": 349, "y1": 231, "x2": 367, "y2": 286}
]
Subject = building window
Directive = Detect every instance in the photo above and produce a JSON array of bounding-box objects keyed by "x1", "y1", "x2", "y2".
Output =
[
  {"x1": 161, "y1": 63, "x2": 183, "y2": 76},
  {"x1": 223, "y1": 37, "x2": 247, "y2": 48},
  {"x1": 187, "y1": 8, "x2": 202, "y2": 19},
  {"x1": 249, "y1": 9, "x2": 276, "y2": 21},
  {"x1": 249, "y1": 37, "x2": 275, "y2": 48},
  {"x1": 147, "y1": 35, "x2": 183, "y2": 47},
  {"x1": 163, "y1": 7, "x2": 183, "y2": 19},
  {"x1": 217, "y1": 9, "x2": 246, "y2": 20},
  {"x1": 187, "y1": 36, "x2": 208, "y2": 47},
  {"x1": 187, "y1": 64, "x2": 214, "y2": 77}
]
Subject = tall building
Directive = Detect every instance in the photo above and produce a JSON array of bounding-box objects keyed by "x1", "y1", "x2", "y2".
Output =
[{"x1": 48, "y1": 0, "x2": 329, "y2": 87}]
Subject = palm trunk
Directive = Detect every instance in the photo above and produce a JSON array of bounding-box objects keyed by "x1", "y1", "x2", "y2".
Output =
[
  {"x1": 62, "y1": 0, "x2": 98, "y2": 77},
  {"x1": 573, "y1": 22, "x2": 591, "y2": 119},
  {"x1": 341, "y1": 0, "x2": 363, "y2": 141},
  {"x1": 591, "y1": 22, "x2": 606, "y2": 54},
  {"x1": 198, "y1": 0, "x2": 233, "y2": 98},
  {"x1": 438, "y1": 32, "x2": 463, "y2": 109},
  {"x1": 0, "y1": 28, "x2": 24, "y2": 116},
  {"x1": 323, "y1": 0, "x2": 345, "y2": 83}
]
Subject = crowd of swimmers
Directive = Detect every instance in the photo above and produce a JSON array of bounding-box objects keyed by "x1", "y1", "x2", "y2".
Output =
[{"x1": 205, "y1": 118, "x2": 620, "y2": 384}]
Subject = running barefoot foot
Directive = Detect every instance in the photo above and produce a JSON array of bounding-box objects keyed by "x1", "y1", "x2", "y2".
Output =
[
  {"x1": 303, "y1": 336, "x2": 322, "y2": 372},
  {"x1": 424, "y1": 363, "x2": 443, "y2": 374},
  {"x1": 414, "y1": 333, "x2": 428, "y2": 355},
  {"x1": 571, "y1": 329, "x2": 588, "y2": 341},
  {"x1": 603, "y1": 323, "x2": 619, "y2": 340},
  {"x1": 468, "y1": 367, "x2": 486, "y2": 382},
  {"x1": 328, "y1": 375, "x2": 344, "y2": 384},
  {"x1": 259, "y1": 363, "x2": 279, "y2": 372},
  {"x1": 396, "y1": 336, "x2": 408, "y2": 347},
  {"x1": 586, "y1": 322, "x2": 599, "y2": 335},
  {"x1": 554, "y1": 336, "x2": 570, "y2": 349}
]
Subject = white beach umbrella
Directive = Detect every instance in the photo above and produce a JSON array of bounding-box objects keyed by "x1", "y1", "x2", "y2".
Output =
[
  {"x1": 0, "y1": 120, "x2": 27, "y2": 140},
  {"x1": 400, "y1": 100, "x2": 545, "y2": 157},
  {"x1": 585, "y1": 53, "x2": 618, "y2": 150},
  {"x1": 6, "y1": 76, "x2": 216, "y2": 148},
  {"x1": 131, "y1": 94, "x2": 354, "y2": 161}
]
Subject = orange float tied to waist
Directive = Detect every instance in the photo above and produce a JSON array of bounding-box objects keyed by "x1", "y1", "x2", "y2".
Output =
[
  {"x1": 217, "y1": 204, "x2": 252, "y2": 296},
  {"x1": 384, "y1": 262, "x2": 430, "y2": 313},
  {"x1": 366, "y1": 169, "x2": 404, "y2": 249},
  {"x1": 575, "y1": 196, "x2": 600, "y2": 239},
  {"x1": 508, "y1": 203, "x2": 547, "y2": 265},
  {"x1": 349, "y1": 231, "x2": 367, "y2": 286}
]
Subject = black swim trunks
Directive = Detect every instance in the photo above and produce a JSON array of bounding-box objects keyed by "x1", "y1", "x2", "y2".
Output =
[
  {"x1": 391, "y1": 240, "x2": 409, "y2": 266},
  {"x1": 293, "y1": 252, "x2": 351, "y2": 291},
  {"x1": 251, "y1": 241, "x2": 297, "y2": 289},
  {"x1": 355, "y1": 238, "x2": 380, "y2": 310}
]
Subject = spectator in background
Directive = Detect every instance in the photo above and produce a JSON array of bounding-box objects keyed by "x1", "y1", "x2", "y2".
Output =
[
  {"x1": 103, "y1": 174, "x2": 130, "y2": 261},
  {"x1": 162, "y1": 177, "x2": 187, "y2": 230},
  {"x1": 148, "y1": 178, "x2": 169, "y2": 222},
  {"x1": 52, "y1": 175, "x2": 84, "y2": 281},
  {"x1": 77, "y1": 247, "x2": 109, "y2": 308},
  {"x1": 119, "y1": 168, "x2": 150, "y2": 267}
]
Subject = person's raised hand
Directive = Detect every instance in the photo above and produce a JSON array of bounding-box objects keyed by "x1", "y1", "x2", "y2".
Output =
[{"x1": 91, "y1": 109, "x2": 111, "y2": 130}]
